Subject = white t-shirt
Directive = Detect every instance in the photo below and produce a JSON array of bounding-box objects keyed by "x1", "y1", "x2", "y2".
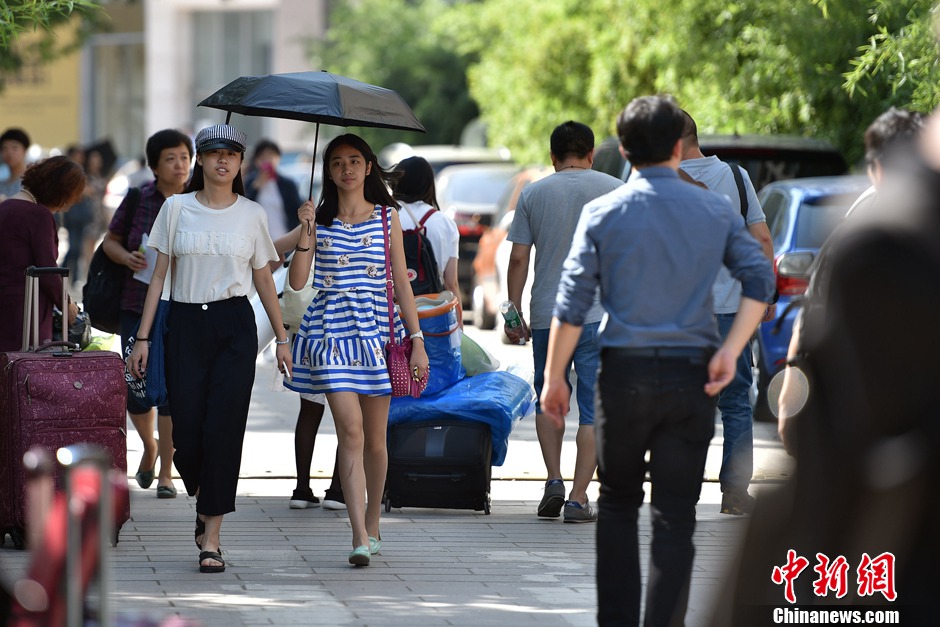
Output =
[
  {"x1": 397, "y1": 201, "x2": 460, "y2": 274},
  {"x1": 680, "y1": 156, "x2": 766, "y2": 314},
  {"x1": 149, "y1": 192, "x2": 280, "y2": 304}
]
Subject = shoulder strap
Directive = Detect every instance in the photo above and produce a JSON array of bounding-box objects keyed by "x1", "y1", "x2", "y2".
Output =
[
  {"x1": 728, "y1": 162, "x2": 748, "y2": 221},
  {"x1": 121, "y1": 187, "x2": 142, "y2": 239},
  {"x1": 161, "y1": 195, "x2": 183, "y2": 300},
  {"x1": 417, "y1": 207, "x2": 436, "y2": 228},
  {"x1": 381, "y1": 206, "x2": 397, "y2": 347}
]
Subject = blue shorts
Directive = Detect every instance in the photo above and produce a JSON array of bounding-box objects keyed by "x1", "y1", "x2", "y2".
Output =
[{"x1": 532, "y1": 322, "x2": 600, "y2": 425}]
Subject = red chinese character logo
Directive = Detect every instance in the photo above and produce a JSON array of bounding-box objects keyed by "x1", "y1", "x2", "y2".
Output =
[
  {"x1": 772, "y1": 550, "x2": 810, "y2": 604},
  {"x1": 857, "y1": 552, "x2": 897, "y2": 602},
  {"x1": 812, "y1": 553, "x2": 849, "y2": 598}
]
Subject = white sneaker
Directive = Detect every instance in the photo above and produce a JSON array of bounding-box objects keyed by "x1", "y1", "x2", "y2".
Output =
[{"x1": 322, "y1": 499, "x2": 346, "y2": 511}]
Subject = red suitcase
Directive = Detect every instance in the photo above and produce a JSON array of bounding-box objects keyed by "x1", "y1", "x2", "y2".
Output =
[{"x1": 0, "y1": 267, "x2": 129, "y2": 549}]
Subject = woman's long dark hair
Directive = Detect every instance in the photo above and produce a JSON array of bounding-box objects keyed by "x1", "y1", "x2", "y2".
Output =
[
  {"x1": 185, "y1": 152, "x2": 246, "y2": 196},
  {"x1": 390, "y1": 156, "x2": 439, "y2": 209},
  {"x1": 315, "y1": 134, "x2": 398, "y2": 226}
]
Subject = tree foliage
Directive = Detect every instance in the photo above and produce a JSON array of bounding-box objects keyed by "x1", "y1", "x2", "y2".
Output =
[
  {"x1": 312, "y1": 0, "x2": 938, "y2": 165},
  {"x1": 0, "y1": 0, "x2": 103, "y2": 90},
  {"x1": 310, "y1": 0, "x2": 479, "y2": 149},
  {"x1": 843, "y1": 0, "x2": 940, "y2": 113}
]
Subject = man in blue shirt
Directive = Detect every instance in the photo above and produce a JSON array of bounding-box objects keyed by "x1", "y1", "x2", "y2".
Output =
[{"x1": 541, "y1": 95, "x2": 775, "y2": 627}]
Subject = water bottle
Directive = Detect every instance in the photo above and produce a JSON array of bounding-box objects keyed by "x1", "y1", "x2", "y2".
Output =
[{"x1": 499, "y1": 300, "x2": 526, "y2": 345}]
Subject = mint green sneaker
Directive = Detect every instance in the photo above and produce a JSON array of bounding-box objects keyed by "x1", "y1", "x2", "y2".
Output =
[{"x1": 348, "y1": 545, "x2": 370, "y2": 566}]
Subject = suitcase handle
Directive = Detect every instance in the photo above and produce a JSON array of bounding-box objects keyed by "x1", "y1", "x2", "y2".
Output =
[
  {"x1": 22, "y1": 266, "x2": 71, "y2": 353},
  {"x1": 25, "y1": 266, "x2": 70, "y2": 277},
  {"x1": 35, "y1": 340, "x2": 79, "y2": 353},
  {"x1": 404, "y1": 472, "x2": 468, "y2": 483}
]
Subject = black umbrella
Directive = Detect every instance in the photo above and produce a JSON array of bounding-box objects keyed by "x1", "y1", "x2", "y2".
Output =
[{"x1": 198, "y1": 70, "x2": 426, "y2": 199}]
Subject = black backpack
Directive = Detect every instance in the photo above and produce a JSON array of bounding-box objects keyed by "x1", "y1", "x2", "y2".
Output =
[{"x1": 399, "y1": 204, "x2": 446, "y2": 297}]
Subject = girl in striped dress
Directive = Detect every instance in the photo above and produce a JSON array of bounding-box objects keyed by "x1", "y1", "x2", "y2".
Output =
[{"x1": 286, "y1": 134, "x2": 428, "y2": 566}]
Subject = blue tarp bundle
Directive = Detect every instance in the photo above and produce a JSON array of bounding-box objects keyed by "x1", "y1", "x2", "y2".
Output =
[{"x1": 388, "y1": 369, "x2": 535, "y2": 466}]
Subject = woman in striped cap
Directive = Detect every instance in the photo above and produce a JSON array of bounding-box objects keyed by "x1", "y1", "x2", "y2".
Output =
[{"x1": 128, "y1": 123, "x2": 292, "y2": 574}]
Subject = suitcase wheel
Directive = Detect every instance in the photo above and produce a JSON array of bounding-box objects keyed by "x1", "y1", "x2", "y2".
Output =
[
  {"x1": 2, "y1": 527, "x2": 26, "y2": 550},
  {"x1": 483, "y1": 493, "x2": 491, "y2": 515}
]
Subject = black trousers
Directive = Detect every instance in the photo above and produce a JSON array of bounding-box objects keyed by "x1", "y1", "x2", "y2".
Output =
[
  {"x1": 166, "y1": 296, "x2": 257, "y2": 516},
  {"x1": 594, "y1": 348, "x2": 716, "y2": 627}
]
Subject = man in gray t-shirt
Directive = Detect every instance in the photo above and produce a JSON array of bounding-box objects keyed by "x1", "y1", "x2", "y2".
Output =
[
  {"x1": 679, "y1": 111, "x2": 776, "y2": 516},
  {"x1": 506, "y1": 121, "x2": 622, "y2": 523}
]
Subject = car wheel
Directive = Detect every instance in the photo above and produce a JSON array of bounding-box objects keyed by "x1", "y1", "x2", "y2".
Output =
[{"x1": 753, "y1": 342, "x2": 776, "y2": 423}]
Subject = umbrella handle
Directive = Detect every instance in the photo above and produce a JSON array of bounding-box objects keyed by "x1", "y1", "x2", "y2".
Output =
[{"x1": 308, "y1": 123, "x2": 319, "y2": 201}]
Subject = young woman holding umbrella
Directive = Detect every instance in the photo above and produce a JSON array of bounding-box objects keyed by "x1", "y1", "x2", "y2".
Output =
[
  {"x1": 128, "y1": 124, "x2": 292, "y2": 574},
  {"x1": 286, "y1": 133, "x2": 428, "y2": 566}
]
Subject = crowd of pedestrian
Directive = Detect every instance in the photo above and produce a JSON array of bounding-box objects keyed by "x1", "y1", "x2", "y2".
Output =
[{"x1": 5, "y1": 85, "x2": 935, "y2": 626}]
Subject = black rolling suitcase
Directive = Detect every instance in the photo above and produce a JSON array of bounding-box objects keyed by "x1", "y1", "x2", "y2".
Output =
[{"x1": 384, "y1": 419, "x2": 492, "y2": 514}]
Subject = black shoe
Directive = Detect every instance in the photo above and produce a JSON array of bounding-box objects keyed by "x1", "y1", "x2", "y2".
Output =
[
  {"x1": 289, "y1": 487, "x2": 321, "y2": 509},
  {"x1": 720, "y1": 490, "x2": 755, "y2": 516},
  {"x1": 322, "y1": 489, "x2": 346, "y2": 511}
]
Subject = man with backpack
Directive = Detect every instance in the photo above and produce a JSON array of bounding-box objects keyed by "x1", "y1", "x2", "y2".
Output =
[{"x1": 679, "y1": 110, "x2": 776, "y2": 516}]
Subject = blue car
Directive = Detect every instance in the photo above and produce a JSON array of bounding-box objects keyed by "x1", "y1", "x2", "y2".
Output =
[{"x1": 752, "y1": 175, "x2": 871, "y2": 421}]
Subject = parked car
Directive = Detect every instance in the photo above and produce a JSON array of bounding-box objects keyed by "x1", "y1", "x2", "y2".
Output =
[
  {"x1": 471, "y1": 166, "x2": 552, "y2": 329},
  {"x1": 378, "y1": 143, "x2": 513, "y2": 175},
  {"x1": 752, "y1": 175, "x2": 871, "y2": 421},
  {"x1": 592, "y1": 134, "x2": 849, "y2": 187},
  {"x1": 435, "y1": 162, "x2": 521, "y2": 309}
]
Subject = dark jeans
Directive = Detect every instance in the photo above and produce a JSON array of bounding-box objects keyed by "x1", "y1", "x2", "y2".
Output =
[{"x1": 595, "y1": 349, "x2": 716, "y2": 627}]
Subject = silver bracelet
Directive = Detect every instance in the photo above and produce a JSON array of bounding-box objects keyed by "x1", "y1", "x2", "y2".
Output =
[{"x1": 274, "y1": 338, "x2": 289, "y2": 345}]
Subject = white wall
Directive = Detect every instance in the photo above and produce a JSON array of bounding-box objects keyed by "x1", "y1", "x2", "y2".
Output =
[{"x1": 144, "y1": 0, "x2": 326, "y2": 149}]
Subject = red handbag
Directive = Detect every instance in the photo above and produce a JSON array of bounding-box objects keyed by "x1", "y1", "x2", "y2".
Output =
[{"x1": 382, "y1": 206, "x2": 428, "y2": 398}]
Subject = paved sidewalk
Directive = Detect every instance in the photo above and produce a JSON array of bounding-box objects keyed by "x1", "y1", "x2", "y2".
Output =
[
  {"x1": 1, "y1": 479, "x2": 750, "y2": 626},
  {"x1": 0, "y1": 328, "x2": 792, "y2": 625}
]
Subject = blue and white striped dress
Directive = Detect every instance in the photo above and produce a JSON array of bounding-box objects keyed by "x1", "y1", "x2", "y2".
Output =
[{"x1": 286, "y1": 206, "x2": 405, "y2": 395}]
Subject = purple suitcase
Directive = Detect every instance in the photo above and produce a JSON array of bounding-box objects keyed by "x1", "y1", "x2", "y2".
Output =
[{"x1": 0, "y1": 266, "x2": 128, "y2": 549}]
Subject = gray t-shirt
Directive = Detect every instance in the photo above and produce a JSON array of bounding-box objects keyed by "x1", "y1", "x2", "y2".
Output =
[
  {"x1": 680, "y1": 156, "x2": 765, "y2": 314},
  {"x1": 507, "y1": 169, "x2": 622, "y2": 329}
]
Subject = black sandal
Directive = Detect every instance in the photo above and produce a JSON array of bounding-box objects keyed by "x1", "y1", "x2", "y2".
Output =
[
  {"x1": 194, "y1": 515, "x2": 205, "y2": 549},
  {"x1": 198, "y1": 550, "x2": 225, "y2": 573}
]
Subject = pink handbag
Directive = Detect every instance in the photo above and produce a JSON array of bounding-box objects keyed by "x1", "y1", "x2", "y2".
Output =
[{"x1": 382, "y1": 207, "x2": 428, "y2": 398}]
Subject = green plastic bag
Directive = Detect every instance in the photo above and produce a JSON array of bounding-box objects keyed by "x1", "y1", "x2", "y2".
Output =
[{"x1": 460, "y1": 333, "x2": 500, "y2": 376}]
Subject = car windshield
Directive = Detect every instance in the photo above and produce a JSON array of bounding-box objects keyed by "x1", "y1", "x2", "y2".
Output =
[
  {"x1": 441, "y1": 169, "x2": 517, "y2": 206},
  {"x1": 794, "y1": 194, "x2": 856, "y2": 248}
]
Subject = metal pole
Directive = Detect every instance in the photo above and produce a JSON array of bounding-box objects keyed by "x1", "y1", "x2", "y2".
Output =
[{"x1": 308, "y1": 122, "x2": 320, "y2": 201}]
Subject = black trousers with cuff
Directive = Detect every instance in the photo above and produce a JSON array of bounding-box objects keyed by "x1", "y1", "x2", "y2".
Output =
[{"x1": 166, "y1": 296, "x2": 257, "y2": 516}]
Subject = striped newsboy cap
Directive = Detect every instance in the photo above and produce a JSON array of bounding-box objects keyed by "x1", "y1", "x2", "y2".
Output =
[{"x1": 195, "y1": 124, "x2": 247, "y2": 153}]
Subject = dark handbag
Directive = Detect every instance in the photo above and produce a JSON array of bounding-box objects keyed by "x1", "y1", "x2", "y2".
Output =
[
  {"x1": 52, "y1": 309, "x2": 93, "y2": 349},
  {"x1": 381, "y1": 206, "x2": 428, "y2": 398},
  {"x1": 123, "y1": 195, "x2": 180, "y2": 407},
  {"x1": 83, "y1": 187, "x2": 141, "y2": 333},
  {"x1": 124, "y1": 299, "x2": 170, "y2": 406}
]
